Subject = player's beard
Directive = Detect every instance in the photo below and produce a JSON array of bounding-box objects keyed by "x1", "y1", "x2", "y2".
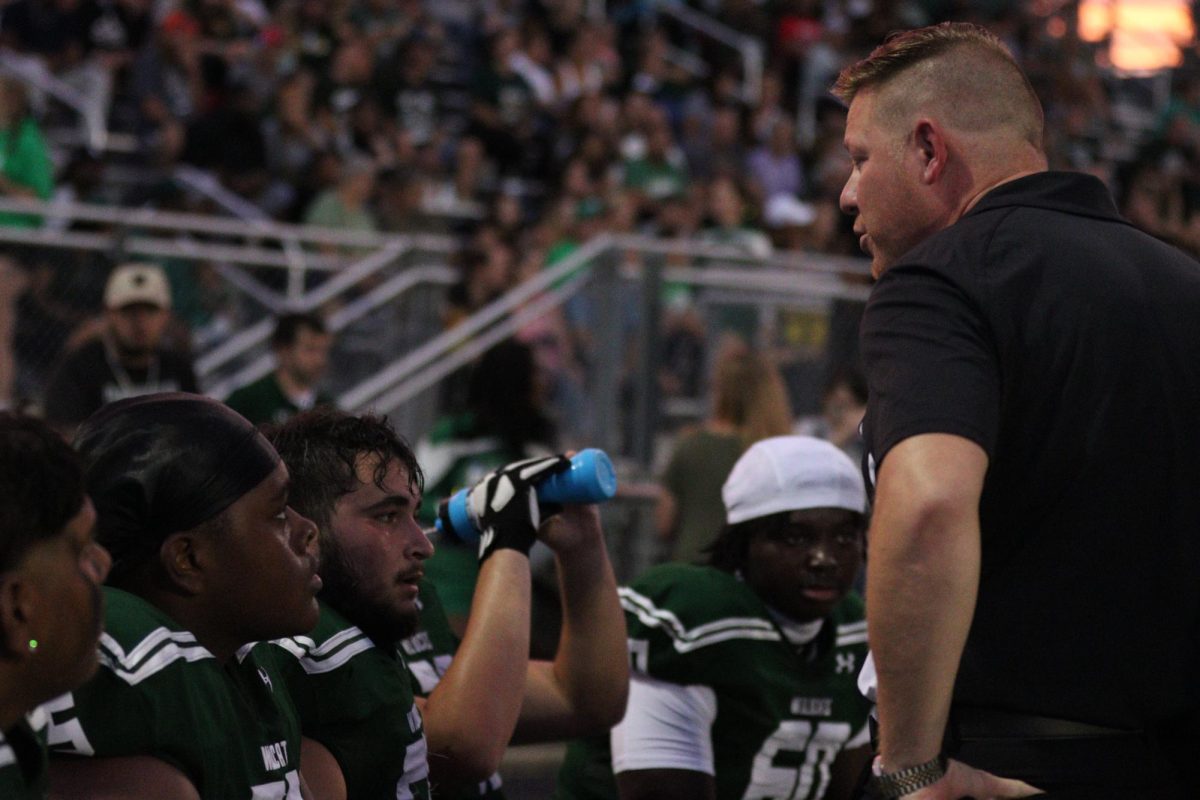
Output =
[{"x1": 317, "y1": 536, "x2": 420, "y2": 646}]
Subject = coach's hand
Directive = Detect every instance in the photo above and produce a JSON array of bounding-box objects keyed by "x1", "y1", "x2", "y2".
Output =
[
  {"x1": 902, "y1": 758, "x2": 1042, "y2": 799},
  {"x1": 465, "y1": 454, "x2": 572, "y2": 563}
]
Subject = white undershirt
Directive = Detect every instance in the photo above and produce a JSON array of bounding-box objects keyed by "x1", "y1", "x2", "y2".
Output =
[{"x1": 611, "y1": 673, "x2": 719, "y2": 775}]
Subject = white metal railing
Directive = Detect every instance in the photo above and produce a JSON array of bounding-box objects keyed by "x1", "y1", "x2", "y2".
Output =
[
  {"x1": 0, "y1": 49, "x2": 108, "y2": 153},
  {"x1": 653, "y1": 1, "x2": 764, "y2": 105},
  {"x1": 0, "y1": 195, "x2": 458, "y2": 390},
  {"x1": 340, "y1": 233, "x2": 871, "y2": 424}
]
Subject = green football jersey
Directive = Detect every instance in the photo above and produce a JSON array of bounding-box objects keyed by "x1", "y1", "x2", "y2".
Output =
[
  {"x1": 0, "y1": 708, "x2": 49, "y2": 799},
  {"x1": 45, "y1": 587, "x2": 304, "y2": 798},
  {"x1": 556, "y1": 564, "x2": 871, "y2": 800},
  {"x1": 401, "y1": 581, "x2": 504, "y2": 800},
  {"x1": 273, "y1": 600, "x2": 431, "y2": 800}
]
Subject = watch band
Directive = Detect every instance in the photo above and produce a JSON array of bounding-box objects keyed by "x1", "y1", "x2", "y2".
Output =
[{"x1": 870, "y1": 754, "x2": 948, "y2": 798}]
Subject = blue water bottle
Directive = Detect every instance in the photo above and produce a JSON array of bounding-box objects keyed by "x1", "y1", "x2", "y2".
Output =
[{"x1": 437, "y1": 448, "x2": 618, "y2": 541}]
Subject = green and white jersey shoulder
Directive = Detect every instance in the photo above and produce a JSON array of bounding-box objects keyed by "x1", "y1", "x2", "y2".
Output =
[
  {"x1": 273, "y1": 600, "x2": 430, "y2": 800},
  {"x1": 401, "y1": 580, "x2": 504, "y2": 800},
  {"x1": 0, "y1": 706, "x2": 49, "y2": 799},
  {"x1": 558, "y1": 564, "x2": 870, "y2": 800},
  {"x1": 46, "y1": 587, "x2": 303, "y2": 798}
]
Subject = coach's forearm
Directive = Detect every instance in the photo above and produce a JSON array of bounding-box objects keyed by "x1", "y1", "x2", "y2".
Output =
[{"x1": 868, "y1": 434, "x2": 986, "y2": 770}]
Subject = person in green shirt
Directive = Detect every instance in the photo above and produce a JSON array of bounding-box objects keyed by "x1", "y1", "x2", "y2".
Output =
[
  {"x1": 0, "y1": 76, "x2": 54, "y2": 229},
  {"x1": 267, "y1": 408, "x2": 628, "y2": 800},
  {"x1": 557, "y1": 436, "x2": 873, "y2": 800},
  {"x1": 226, "y1": 312, "x2": 335, "y2": 427},
  {"x1": 46, "y1": 394, "x2": 325, "y2": 799},
  {"x1": 0, "y1": 414, "x2": 111, "y2": 800}
]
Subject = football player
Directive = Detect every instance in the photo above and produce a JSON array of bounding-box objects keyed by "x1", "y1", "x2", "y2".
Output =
[
  {"x1": 0, "y1": 414, "x2": 111, "y2": 799},
  {"x1": 266, "y1": 408, "x2": 627, "y2": 799},
  {"x1": 45, "y1": 394, "x2": 323, "y2": 798},
  {"x1": 556, "y1": 435, "x2": 872, "y2": 800}
]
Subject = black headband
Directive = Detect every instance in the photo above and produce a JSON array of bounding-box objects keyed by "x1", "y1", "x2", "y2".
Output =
[{"x1": 76, "y1": 393, "x2": 280, "y2": 571}]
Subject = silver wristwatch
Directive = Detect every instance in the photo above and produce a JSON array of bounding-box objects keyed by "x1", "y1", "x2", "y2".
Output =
[{"x1": 870, "y1": 754, "x2": 948, "y2": 798}]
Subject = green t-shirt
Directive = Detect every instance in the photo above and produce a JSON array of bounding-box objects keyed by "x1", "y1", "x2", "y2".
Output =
[
  {"x1": 622, "y1": 157, "x2": 687, "y2": 202},
  {"x1": 45, "y1": 588, "x2": 304, "y2": 798},
  {"x1": 0, "y1": 709, "x2": 49, "y2": 799},
  {"x1": 225, "y1": 373, "x2": 334, "y2": 427},
  {"x1": 273, "y1": 600, "x2": 431, "y2": 800},
  {"x1": 0, "y1": 117, "x2": 53, "y2": 228},
  {"x1": 402, "y1": 582, "x2": 505, "y2": 800},
  {"x1": 660, "y1": 429, "x2": 745, "y2": 564},
  {"x1": 555, "y1": 565, "x2": 871, "y2": 800}
]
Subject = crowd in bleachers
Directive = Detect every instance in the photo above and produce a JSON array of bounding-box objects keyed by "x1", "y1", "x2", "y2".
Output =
[{"x1": 0, "y1": 0, "x2": 1198, "y2": 420}]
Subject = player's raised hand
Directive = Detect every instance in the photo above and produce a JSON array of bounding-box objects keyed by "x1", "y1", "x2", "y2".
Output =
[{"x1": 463, "y1": 454, "x2": 571, "y2": 562}]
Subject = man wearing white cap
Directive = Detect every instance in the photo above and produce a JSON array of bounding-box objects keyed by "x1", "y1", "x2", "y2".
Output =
[
  {"x1": 557, "y1": 435, "x2": 873, "y2": 800},
  {"x1": 42, "y1": 263, "x2": 197, "y2": 436}
]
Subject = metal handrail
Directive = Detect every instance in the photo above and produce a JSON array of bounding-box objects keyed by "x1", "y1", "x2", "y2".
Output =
[
  {"x1": 206, "y1": 264, "x2": 458, "y2": 399},
  {"x1": 339, "y1": 234, "x2": 613, "y2": 411},
  {"x1": 654, "y1": 1, "x2": 764, "y2": 105},
  {"x1": 0, "y1": 197, "x2": 457, "y2": 253},
  {"x1": 0, "y1": 49, "x2": 107, "y2": 152},
  {"x1": 196, "y1": 241, "x2": 411, "y2": 378},
  {"x1": 339, "y1": 233, "x2": 872, "y2": 417}
]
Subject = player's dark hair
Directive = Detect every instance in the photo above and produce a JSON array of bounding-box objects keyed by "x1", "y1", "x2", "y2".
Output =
[
  {"x1": 705, "y1": 514, "x2": 779, "y2": 573},
  {"x1": 271, "y1": 312, "x2": 327, "y2": 350},
  {"x1": 0, "y1": 413, "x2": 87, "y2": 572},
  {"x1": 264, "y1": 408, "x2": 423, "y2": 536}
]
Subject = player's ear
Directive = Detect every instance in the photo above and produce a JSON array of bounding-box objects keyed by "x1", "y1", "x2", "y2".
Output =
[
  {"x1": 0, "y1": 570, "x2": 38, "y2": 660},
  {"x1": 159, "y1": 533, "x2": 205, "y2": 595}
]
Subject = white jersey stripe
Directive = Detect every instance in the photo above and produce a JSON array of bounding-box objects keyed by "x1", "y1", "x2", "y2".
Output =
[
  {"x1": 292, "y1": 638, "x2": 376, "y2": 675},
  {"x1": 623, "y1": 595, "x2": 783, "y2": 653},
  {"x1": 99, "y1": 629, "x2": 205, "y2": 671},
  {"x1": 620, "y1": 588, "x2": 777, "y2": 644},
  {"x1": 100, "y1": 642, "x2": 214, "y2": 685}
]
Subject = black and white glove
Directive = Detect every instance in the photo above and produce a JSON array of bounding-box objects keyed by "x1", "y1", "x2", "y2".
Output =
[{"x1": 445, "y1": 454, "x2": 571, "y2": 563}]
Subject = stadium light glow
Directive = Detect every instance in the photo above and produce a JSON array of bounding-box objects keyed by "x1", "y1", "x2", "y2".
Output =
[{"x1": 1078, "y1": 0, "x2": 1194, "y2": 74}]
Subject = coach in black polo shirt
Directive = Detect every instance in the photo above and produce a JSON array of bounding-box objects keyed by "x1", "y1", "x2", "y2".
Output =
[{"x1": 836, "y1": 23, "x2": 1200, "y2": 799}]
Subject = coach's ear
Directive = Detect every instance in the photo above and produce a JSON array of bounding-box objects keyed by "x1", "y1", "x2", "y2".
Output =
[{"x1": 159, "y1": 532, "x2": 206, "y2": 595}]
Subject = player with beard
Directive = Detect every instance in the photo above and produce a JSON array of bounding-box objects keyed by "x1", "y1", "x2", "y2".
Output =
[
  {"x1": 556, "y1": 436, "x2": 872, "y2": 800},
  {"x1": 267, "y1": 409, "x2": 627, "y2": 800},
  {"x1": 0, "y1": 414, "x2": 111, "y2": 799},
  {"x1": 45, "y1": 393, "x2": 324, "y2": 799},
  {"x1": 42, "y1": 264, "x2": 197, "y2": 438}
]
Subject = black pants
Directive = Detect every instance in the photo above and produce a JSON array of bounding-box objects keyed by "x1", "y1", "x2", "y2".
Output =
[{"x1": 856, "y1": 707, "x2": 1191, "y2": 800}]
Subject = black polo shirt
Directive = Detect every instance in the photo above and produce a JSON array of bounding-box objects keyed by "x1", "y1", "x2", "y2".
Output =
[{"x1": 861, "y1": 171, "x2": 1200, "y2": 730}]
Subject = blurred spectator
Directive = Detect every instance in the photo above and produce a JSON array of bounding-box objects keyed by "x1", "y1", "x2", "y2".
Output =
[
  {"x1": 225, "y1": 312, "x2": 334, "y2": 426},
  {"x1": 303, "y1": 154, "x2": 378, "y2": 250},
  {"x1": 41, "y1": 263, "x2": 198, "y2": 436},
  {"x1": 0, "y1": 77, "x2": 54, "y2": 227},
  {"x1": 416, "y1": 340, "x2": 557, "y2": 632},
  {"x1": 129, "y1": 10, "x2": 205, "y2": 165},
  {"x1": 622, "y1": 114, "x2": 688, "y2": 216},
  {"x1": 656, "y1": 346, "x2": 793, "y2": 564},
  {"x1": 795, "y1": 366, "x2": 869, "y2": 463},
  {"x1": 746, "y1": 117, "x2": 805, "y2": 208},
  {"x1": 444, "y1": 239, "x2": 515, "y2": 328},
  {"x1": 374, "y1": 35, "x2": 442, "y2": 154},
  {"x1": 0, "y1": 76, "x2": 54, "y2": 408},
  {"x1": 464, "y1": 26, "x2": 539, "y2": 188},
  {"x1": 683, "y1": 103, "x2": 745, "y2": 181}
]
